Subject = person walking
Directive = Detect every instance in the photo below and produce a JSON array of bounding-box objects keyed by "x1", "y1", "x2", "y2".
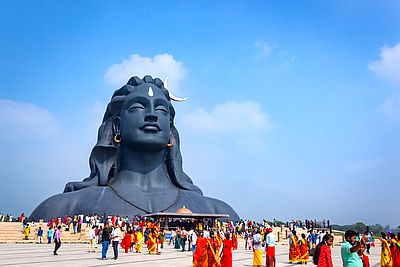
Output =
[
  {"x1": 289, "y1": 230, "x2": 301, "y2": 263},
  {"x1": 88, "y1": 226, "x2": 96, "y2": 252},
  {"x1": 363, "y1": 231, "x2": 372, "y2": 254},
  {"x1": 220, "y1": 232, "x2": 233, "y2": 267},
  {"x1": 101, "y1": 223, "x2": 111, "y2": 259},
  {"x1": 300, "y1": 233, "x2": 310, "y2": 264},
  {"x1": 53, "y1": 226, "x2": 61, "y2": 255}
]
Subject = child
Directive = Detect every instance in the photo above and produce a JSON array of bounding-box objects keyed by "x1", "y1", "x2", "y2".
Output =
[
  {"x1": 47, "y1": 227, "x2": 53, "y2": 244},
  {"x1": 358, "y1": 243, "x2": 370, "y2": 267},
  {"x1": 37, "y1": 227, "x2": 43, "y2": 244}
]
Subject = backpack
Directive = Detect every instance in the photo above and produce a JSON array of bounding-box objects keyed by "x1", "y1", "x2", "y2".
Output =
[{"x1": 313, "y1": 244, "x2": 322, "y2": 265}]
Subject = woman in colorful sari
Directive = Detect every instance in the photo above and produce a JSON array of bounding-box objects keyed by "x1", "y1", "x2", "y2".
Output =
[
  {"x1": 390, "y1": 233, "x2": 400, "y2": 267},
  {"x1": 147, "y1": 229, "x2": 157, "y2": 254},
  {"x1": 215, "y1": 231, "x2": 223, "y2": 254},
  {"x1": 207, "y1": 231, "x2": 221, "y2": 267},
  {"x1": 300, "y1": 233, "x2": 309, "y2": 264},
  {"x1": 317, "y1": 234, "x2": 334, "y2": 267},
  {"x1": 193, "y1": 231, "x2": 208, "y2": 267},
  {"x1": 232, "y1": 232, "x2": 238, "y2": 251},
  {"x1": 220, "y1": 232, "x2": 233, "y2": 267},
  {"x1": 175, "y1": 228, "x2": 182, "y2": 249},
  {"x1": 120, "y1": 229, "x2": 132, "y2": 253},
  {"x1": 134, "y1": 228, "x2": 143, "y2": 253},
  {"x1": 252, "y1": 228, "x2": 263, "y2": 267},
  {"x1": 289, "y1": 230, "x2": 301, "y2": 263},
  {"x1": 381, "y1": 232, "x2": 393, "y2": 267}
]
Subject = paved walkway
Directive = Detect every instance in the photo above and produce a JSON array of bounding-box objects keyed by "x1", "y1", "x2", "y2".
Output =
[{"x1": 0, "y1": 242, "x2": 381, "y2": 266}]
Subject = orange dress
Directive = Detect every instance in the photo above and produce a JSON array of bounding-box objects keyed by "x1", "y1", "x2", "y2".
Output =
[
  {"x1": 147, "y1": 232, "x2": 157, "y2": 254},
  {"x1": 289, "y1": 235, "x2": 300, "y2": 263},
  {"x1": 300, "y1": 238, "x2": 309, "y2": 263},
  {"x1": 207, "y1": 238, "x2": 221, "y2": 267},
  {"x1": 193, "y1": 237, "x2": 208, "y2": 267}
]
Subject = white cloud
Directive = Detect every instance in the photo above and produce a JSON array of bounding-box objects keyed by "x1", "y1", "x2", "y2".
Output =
[
  {"x1": 379, "y1": 94, "x2": 400, "y2": 122},
  {"x1": 104, "y1": 53, "x2": 186, "y2": 93},
  {"x1": 180, "y1": 100, "x2": 269, "y2": 135},
  {"x1": 255, "y1": 40, "x2": 273, "y2": 57},
  {"x1": 0, "y1": 99, "x2": 104, "y2": 216},
  {"x1": 369, "y1": 42, "x2": 400, "y2": 84},
  {"x1": 0, "y1": 99, "x2": 57, "y2": 137},
  {"x1": 279, "y1": 54, "x2": 296, "y2": 69}
]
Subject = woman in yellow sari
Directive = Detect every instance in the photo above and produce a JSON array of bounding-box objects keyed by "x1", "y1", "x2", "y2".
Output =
[
  {"x1": 381, "y1": 232, "x2": 393, "y2": 267},
  {"x1": 134, "y1": 228, "x2": 143, "y2": 253},
  {"x1": 147, "y1": 229, "x2": 157, "y2": 254},
  {"x1": 289, "y1": 231, "x2": 300, "y2": 263},
  {"x1": 300, "y1": 233, "x2": 309, "y2": 263},
  {"x1": 252, "y1": 228, "x2": 263, "y2": 267}
]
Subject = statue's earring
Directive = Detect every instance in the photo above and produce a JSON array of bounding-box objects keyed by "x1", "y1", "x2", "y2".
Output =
[
  {"x1": 114, "y1": 133, "x2": 121, "y2": 143},
  {"x1": 167, "y1": 133, "x2": 174, "y2": 148}
]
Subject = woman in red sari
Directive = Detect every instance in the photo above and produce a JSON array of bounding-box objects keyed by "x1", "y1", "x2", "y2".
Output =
[
  {"x1": 231, "y1": 232, "x2": 238, "y2": 250},
  {"x1": 316, "y1": 234, "x2": 334, "y2": 267},
  {"x1": 300, "y1": 233, "x2": 309, "y2": 264},
  {"x1": 120, "y1": 229, "x2": 132, "y2": 253},
  {"x1": 220, "y1": 232, "x2": 233, "y2": 267},
  {"x1": 390, "y1": 233, "x2": 400, "y2": 267}
]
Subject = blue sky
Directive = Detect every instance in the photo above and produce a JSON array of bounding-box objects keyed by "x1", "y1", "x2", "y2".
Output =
[{"x1": 1, "y1": 1, "x2": 400, "y2": 227}]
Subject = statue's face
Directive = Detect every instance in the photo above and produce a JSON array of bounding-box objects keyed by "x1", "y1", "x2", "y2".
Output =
[{"x1": 119, "y1": 84, "x2": 171, "y2": 151}]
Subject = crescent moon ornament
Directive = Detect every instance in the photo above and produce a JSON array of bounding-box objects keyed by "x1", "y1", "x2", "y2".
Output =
[{"x1": 164, "y1": 77, "x2": 188, "y2": 102}]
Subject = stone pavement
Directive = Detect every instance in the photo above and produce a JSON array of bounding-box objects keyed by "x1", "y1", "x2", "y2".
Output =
[{"x1": 0, "y1": 241, "x2": 381, "y2": 266}]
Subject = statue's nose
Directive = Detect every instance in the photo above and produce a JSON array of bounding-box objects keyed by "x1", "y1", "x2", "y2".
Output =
[{"x1": 145, "y1": 114, "x2": 158, "y2": 122}]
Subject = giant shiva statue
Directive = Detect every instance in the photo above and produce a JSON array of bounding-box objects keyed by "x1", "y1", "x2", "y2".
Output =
[{"x1": 30, "y1": 76, "x2": 239, "y2": 221}]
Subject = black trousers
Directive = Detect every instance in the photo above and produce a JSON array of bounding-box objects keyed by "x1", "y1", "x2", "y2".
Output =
[
  {"x1": 366, "y1": 243, "x2": 371, "y2": 253},
  {"x1": 112, "y1": 241, "x2": 119, "y2": 259},
  {"x1": 181, "y1": 238, "x2": 187, "y2": 251},
  {"x1": 54, "y1": 239, "x2": 61, "y2": 254}
]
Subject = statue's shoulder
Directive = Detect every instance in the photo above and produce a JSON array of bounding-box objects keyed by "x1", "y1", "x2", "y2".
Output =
[{"x1": 30, "y1": 186, "x2": 113, "y2": 221}]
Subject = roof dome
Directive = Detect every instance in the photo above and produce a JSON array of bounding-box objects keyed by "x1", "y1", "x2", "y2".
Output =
[{"x1": 176, "y1": 206, "x2": 192, "y2": 214}]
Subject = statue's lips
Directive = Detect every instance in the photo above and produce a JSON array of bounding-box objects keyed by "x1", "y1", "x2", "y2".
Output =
[{"x1": 140, "y1": 123, "x2": 161, "y2": 132}]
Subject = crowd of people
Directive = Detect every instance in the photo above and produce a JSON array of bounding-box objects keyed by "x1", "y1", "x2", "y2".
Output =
[{"x1": 2, "y1": 213, "x2": 400, "y2": 267}]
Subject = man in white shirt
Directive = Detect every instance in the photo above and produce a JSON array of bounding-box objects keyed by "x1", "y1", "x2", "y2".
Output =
[
  {"x1": 111, "y1": 225, "x2": 121, "y2": 260},
  {"x1": 191, "y1": 230, "x2": 197, "y2": 254},
  {"x1": 265, "y1": 228, "x2": 276, "y2": 267}
]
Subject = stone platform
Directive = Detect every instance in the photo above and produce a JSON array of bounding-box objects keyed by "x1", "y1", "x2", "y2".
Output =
[{"x1": 0, "y1": 241, "x2": 382, "y2": 266}]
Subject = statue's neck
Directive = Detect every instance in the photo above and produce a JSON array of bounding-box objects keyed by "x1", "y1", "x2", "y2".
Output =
[
  {"x1": 110, "y1": 166, "x2": 175, "y2": 190},
  {"x1": 118, "y1": 145, "x2": 166, "y2": 174}
]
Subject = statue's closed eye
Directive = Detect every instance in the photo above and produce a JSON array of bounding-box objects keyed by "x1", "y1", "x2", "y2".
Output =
[
  {"x1": 155, "y1": 105, "x2": 168, "y2": 113},
  {"x1": 128, "y1": 103, "x2": 145, "y2": 111}
]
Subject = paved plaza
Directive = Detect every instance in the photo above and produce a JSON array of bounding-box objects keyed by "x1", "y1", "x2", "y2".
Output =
[{"x1": 0, "y1": 241, "x2": 382, "y2": 267}]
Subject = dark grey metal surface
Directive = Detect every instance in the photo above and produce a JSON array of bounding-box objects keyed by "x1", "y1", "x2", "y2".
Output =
[{"x1": 30, "y1": 76, "x2": 239, "y2": 221}]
